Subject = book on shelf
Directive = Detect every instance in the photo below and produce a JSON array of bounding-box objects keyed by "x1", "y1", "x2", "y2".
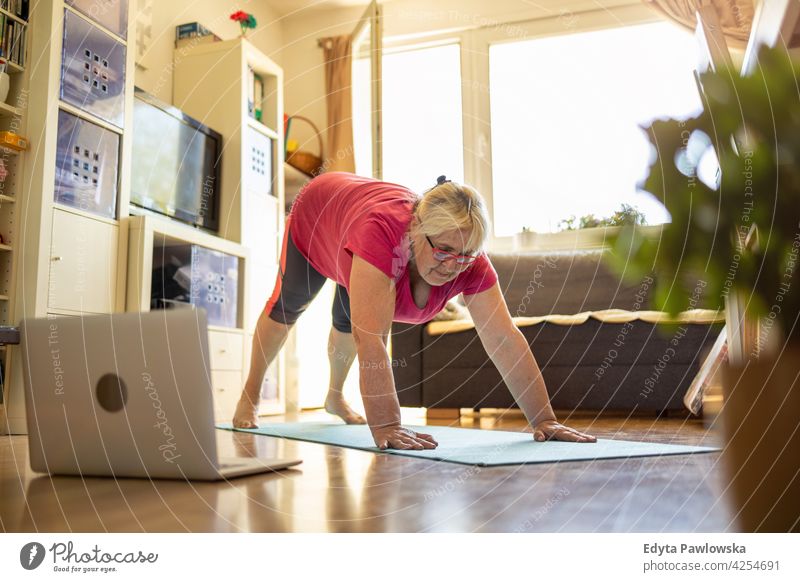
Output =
[
  {"x1": 0, "y1": 12, "x2": 26, "y2": 68},
  {"x1": 174, "y1": 22, "x2": 220, "y2": 48},
  {"x1": 176, "y1": 22, "x2": 211, "y2": 39},
  {"x1": 11, "y1": 20, "x2": 21, "y2": 63},
  {"x1": 0, "y1": 0, "x2": 29, "y2": 21}
]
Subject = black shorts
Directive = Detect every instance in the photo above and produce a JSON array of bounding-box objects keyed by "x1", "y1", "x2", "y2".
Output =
[{"x1": 264, "y1": 217, "x2": 352, "y2": 333}]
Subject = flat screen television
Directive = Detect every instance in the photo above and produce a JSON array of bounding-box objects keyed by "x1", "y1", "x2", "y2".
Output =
[{"x1": 131, "y1": 86, "x2": 221, "y2": 231}]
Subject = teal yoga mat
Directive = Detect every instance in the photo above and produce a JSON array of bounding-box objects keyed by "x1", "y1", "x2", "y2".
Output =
[{"x1": 217, "y1": 422, "x2": 719, "y2": 466}]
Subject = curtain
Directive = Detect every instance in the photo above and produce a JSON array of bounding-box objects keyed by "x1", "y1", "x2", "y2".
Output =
[
  {"x1": 320, "y1": 35, "x2": 355, "y2": 173},
  {"x1": 644, "y1": 0, "x2": 755, "y2": 45}
]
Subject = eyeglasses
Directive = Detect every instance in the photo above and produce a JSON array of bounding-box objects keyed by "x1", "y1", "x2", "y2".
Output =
[{"x1": 425, "y1": 235, "x2": 478, "y2": 265}]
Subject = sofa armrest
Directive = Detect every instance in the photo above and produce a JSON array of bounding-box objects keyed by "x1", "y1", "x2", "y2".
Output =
[{"x1": 391, "y1": 322, "x2": 424, "y2": 406}]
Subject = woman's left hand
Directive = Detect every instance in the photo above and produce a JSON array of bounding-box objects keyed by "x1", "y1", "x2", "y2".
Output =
[{"x1": 533, "y1": 419, "x2": 597, "y2": 443}]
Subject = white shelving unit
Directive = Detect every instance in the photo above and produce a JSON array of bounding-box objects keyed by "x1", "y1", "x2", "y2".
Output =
[
  {"x1": 0, "y1": 2, "x2": 28, "y2": 429},
  {"x1": 173, "y1": 37, "x2": 286, "y2": 416},
  {"x1": 1, "y1": 0, "x2": 135, "y2": 434}
]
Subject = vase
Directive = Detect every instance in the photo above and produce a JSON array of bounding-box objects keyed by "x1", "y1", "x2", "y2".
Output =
[
  {"x1": 0, "y1": 72, "x2": 10, "y2": 104},
  {"x1": 720, "y1": 345, "x2": 800, "y2": 531}
]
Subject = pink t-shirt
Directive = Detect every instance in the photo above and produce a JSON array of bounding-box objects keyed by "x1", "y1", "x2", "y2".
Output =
[{"x1": 288, "y1": 172, "x2": 497, "y2": 324}]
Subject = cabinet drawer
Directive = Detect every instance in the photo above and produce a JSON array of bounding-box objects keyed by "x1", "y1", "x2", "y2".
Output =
[
  {"x1": 208, "y1": 330, "x2": 244, "y2": 370},
  {"x1": 211, "y1": 370, "x2": 243, "y2": 421},
  {"x1": 49, "y1": 209, "x2": 118, "y2": 314}
]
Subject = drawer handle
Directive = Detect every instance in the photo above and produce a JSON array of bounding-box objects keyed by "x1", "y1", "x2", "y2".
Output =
[
  {"x1": 51, "y1": 256, "x2": 63, "y2": 262},
  {"x1": 220, "y1": 348, "x2": 227, "y2": 353}
]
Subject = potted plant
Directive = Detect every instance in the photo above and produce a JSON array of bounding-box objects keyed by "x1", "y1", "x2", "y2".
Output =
[{"x1": 608, "y1": 44, "x2": 800, "y2": 532}]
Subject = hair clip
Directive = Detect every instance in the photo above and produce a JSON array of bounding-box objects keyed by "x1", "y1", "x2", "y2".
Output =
[{"x1": 436, "y1": 175, "x2": 450, "y2": 186}]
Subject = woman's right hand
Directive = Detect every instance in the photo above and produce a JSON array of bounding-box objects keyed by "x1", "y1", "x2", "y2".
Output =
[
  {"x1": 371, "y1": 425, "x2": 438, "y2": 450},
  {"x1": 232, "y1": 393, "x2": 260, "y2": 429}
]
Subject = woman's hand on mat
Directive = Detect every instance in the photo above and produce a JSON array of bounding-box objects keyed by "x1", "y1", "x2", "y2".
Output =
[
  {"x1": 372, "y1": 425, "x2": 438, "y2": 450},
  {"x1": 533, "y1": 419, "x2": 596, "y2": 443},
  {"x1": 233, "y1": 394, "x2": 260, "y2": 429}
]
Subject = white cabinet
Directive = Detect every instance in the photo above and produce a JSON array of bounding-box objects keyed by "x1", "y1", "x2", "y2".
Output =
[
  {"x1": 208, "y1": 331, "x2": 245, "y2": 421},
  {"x1": 208, "y1": 329, "x2": 244, "y2": 371},
  {"x1": 48, "y1": 208, "x2": 118, "y2": 314},
  {"x1": 2, "y1": 0, "x2": 135, "y2": 435},
  {"x1": 211, "y1": 370, "x2": 244, "y2": 422}
]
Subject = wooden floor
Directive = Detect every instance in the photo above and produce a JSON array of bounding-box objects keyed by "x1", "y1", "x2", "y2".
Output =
[{"x1": 0, "y1": 409, "x2": 736, "y2": 532}]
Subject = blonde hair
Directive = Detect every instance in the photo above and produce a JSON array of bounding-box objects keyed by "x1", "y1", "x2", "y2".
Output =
[{"x1": 412, "y1": 179, "x2": 490, "y2": 253}]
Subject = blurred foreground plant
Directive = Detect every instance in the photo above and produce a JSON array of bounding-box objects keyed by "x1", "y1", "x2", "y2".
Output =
[{"x1": 609, "y1": 44, "x2": 800, "y2": 342}]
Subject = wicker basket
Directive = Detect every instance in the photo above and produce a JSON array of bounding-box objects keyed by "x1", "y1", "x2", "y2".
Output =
[{"x1": 285, "y1": 115, "x2": 324, "y2": 177}]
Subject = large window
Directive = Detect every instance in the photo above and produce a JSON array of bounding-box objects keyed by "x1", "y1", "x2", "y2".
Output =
[
  {"x1": 489, "y1": 22, "x2": 703, "y2": 235},
  {"x1": 355, "y1": 42, "x2": 464, "y2": 191}
]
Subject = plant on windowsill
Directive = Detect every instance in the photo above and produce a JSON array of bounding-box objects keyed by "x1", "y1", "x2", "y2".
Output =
[
  {"x1": 513, "y1": 205, "x2": 647, "y2": 252},
  {"x1": 558, "y1": 204, "x2": 646, "y2": 231},
  {"x1": 607, "y1": 44, "x2": 800, "y2": 532}
]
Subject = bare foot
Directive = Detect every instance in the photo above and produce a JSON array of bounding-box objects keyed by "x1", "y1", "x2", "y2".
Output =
[
  {"x1": 324, "y1": 394, "x2": 367, "y2": 424},
  {"x1": 233, "y1": 396, "x2": 260, "y2": 428}
]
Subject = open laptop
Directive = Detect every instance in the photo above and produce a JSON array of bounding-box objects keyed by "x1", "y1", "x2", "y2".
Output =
[{"x1": 20, "y1": 308, "x2": 301, "y2": 480}]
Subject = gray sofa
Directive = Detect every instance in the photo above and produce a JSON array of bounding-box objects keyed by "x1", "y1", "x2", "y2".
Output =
[{"x1": 391, "y1": 251, "x2": 723, "y2": 414}]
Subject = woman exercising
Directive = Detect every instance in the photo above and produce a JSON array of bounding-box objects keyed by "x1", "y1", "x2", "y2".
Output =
[{"x1": 233, "y1": 172, "x2": 596, "y2": 449}]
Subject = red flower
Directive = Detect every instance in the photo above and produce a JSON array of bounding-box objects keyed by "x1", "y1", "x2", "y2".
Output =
[{"x1": 230, "y1": 10, "x2": 249, "y2": 23}]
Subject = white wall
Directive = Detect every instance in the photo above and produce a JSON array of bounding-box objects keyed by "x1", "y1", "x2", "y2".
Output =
[
  {"x1": 280, "y1": 5, "x2": 363, "y2": 154},
  {"x1": 134, "y1": 0, "x2": 285, "y2": 104}
]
